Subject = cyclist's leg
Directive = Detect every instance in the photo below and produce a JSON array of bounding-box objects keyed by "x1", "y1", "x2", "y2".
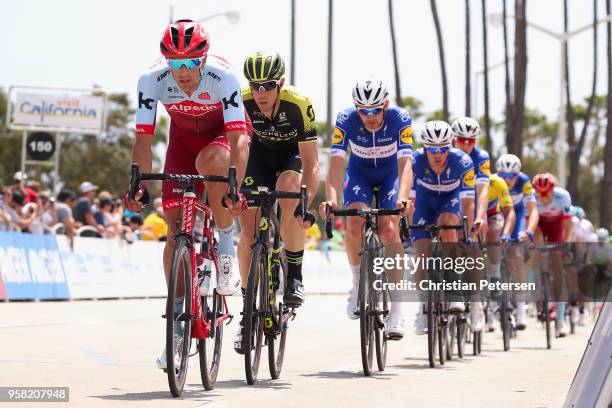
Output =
[
  {"x1": 510, "y1": 208, "x2": 529, "y2": 329},
  {"x1": 542, "y1": 220, "x2": 568, "y2": 335}
]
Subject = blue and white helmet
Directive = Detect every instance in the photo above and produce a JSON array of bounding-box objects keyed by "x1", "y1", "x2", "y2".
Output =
[
  {"x1": 496, "y1": 153, "x2": 522, "y2": 173},
  {"x1": 595, "y1": 227, "x2": 609, "y2": 241},
  {"x1": 421, "y1": 120, "x2": 453, "y2": 145},
  {"x1": 451, "y1": 117, "x2": 480, "y2": 139},
  {"x1": 352, "y1": 77, "x2": 389, "y2": 106}
]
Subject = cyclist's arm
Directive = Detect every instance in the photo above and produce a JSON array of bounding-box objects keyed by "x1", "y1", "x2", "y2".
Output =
[
  {"x1": 325, "y1": 155, "x2": 345, "y2": 205},
  {"x1": 563, "y1": 217, "x2": 573, "y2": 242},
  {"x1": 501, "y1": 205, "x2": 516, "y2": 237},
  {"x1": 132, "y1": 135, "x2": 154, "y2": 184},
  {"x1": 220, "y1": 72, "x2": 250, "y2": 186},
  {"x1": 397, "y1": 155, "x2": 413, "y2": 201},
  {"x1": 133, "y1": 73, "x2": 158, "y2": 187},
  {"x1": 524, "y1": 200, "x2": 539, "y2": 235},
  {"x1": 226, "y1": 130, "x2": 249, "y2": 186},
  {"x1": 461, "y1": 197, "x2": 475, "y2": 229},
  {"x1": 476, "y1": 183, "x2": 489, "y2": 223},
  {"x1": 298, "y1": 141, "x2": 320, "y2": 206},
  {"x1": 460, "y1": 165, "x2": 476, "y2": 230}
]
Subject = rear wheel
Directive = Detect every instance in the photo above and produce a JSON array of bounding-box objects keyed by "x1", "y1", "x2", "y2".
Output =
[
  {"x1": 543, "y1": 275, "x2": 551, "y2": 349},
  {"x1": 268, "y1": 250, "x2": 289, "y2": 379},
  {"x1": 374, "y1": 269, "x2": 389, "y2": 371},
  {"x1": 198, "y1": 285, "x2": 224, "y2": 391},
  {"x1": 447, "y1": 315, "x2": 456, "y2": 361},
  {"x1": 166, "y1": 236, "x2": 193, "y2": 397},
  {"x1": 427, "y1": 288, "x2": 437, "y2": 368},
  {"x1": 244, "y1": 244, "x2": 267, "y2": 384},
  {"x1": 500, "y1": 292, "x2": 511, "y2": 351},
  {"x1": 457, "y1": 318, "x2": 465, "y2": 358}
]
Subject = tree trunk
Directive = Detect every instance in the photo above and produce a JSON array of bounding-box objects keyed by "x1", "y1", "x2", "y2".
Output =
[
  {"x1": 465, "y1": 0, "x2": 471, "y2": 116},
  {"x1": 503, "y1": 0, "x2": 513, "y2": 149},
  {"x1": 325, "y1": 0, "x2": 333, "y2": 145},
  {"x1": 568, "y1": 0, "x2": 598, "y2": 202},
  {"x1": 508, "y1": 0, "x2": 528, "y2": 157},
  {"x1": 481, "y1": 0, "x2": 492, "y2": 150},
  {"x1": 430, "y1": 0, "x2": 449, "y2": 121},
  {"x1": 564, "y1": 0, "x2": 579, "y2": 197},
  {"x1": 290, "y1": 0, "x2": 296, "y2": 85},
  {"x1": 388, "y1": 0, "x2": 402, "y2": 106},
  {"x1": 601, "y1": 0, "x2": 612, "y2": 229}
]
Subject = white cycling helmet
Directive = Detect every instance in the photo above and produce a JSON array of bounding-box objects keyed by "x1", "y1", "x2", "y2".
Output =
[
  {"x1": 595, "y1": 227, "x2": 609, "y2": 241},
  {"x1": 352, "y1": 78, "x2": 389, "y2": 106},
  {"x1": 421, "y1": 120, "x2": 453, "y2": 145},
  {"x1": 496, "y1": 153, "x2": 522, "y2": 173},
  {"x1": 451, "y1": 117, "x2": 480, "y2": 139}
]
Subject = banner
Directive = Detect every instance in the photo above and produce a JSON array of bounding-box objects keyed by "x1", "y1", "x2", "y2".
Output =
[
  {"x1": 12, "y1": 92, "x2": 105, "y2": 131},
  {"x1": 0, "y1": 232, "x2": 69, "y2": 300}
]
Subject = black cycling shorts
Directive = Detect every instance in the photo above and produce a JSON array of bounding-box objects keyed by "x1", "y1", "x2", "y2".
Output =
[{"x1": 243, "y1": 139, "x2": 302, "y2": 207}]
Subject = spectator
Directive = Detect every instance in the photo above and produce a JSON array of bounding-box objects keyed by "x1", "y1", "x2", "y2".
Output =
[
  {"x1": 12, "y1": 172, "x2": 37, "y2": 203},
  {"x1": 73, "y1": 181, "x2": 105, "y2": 235},
  {"x1": 305, "y1": 222, "x2": 322, "y2": 250},
  {"x1": 56, "y1": 189, "x2": 78, "y2": 248},
  {"x1": 4, "y1": 188, "x2": 34, "y2": 232},
  {"x1": 0, "y1": 187, "x2": 17, "y2": 231},
  {"x1": 38, "y1": 192, "x2": 57, "y2": 230},
  {"x1": 142, "y1": 198, "x2": 168, "y2": 241},
  {"x1": 20, "y1": 193, "x2": 45, "y2": 234},
  {"x1": 125, "y1": 215, "x2": 144, "y2": 242}
]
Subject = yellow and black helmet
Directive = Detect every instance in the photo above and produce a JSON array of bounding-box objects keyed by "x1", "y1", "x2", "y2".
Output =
[{"x1": 243, "y1": 51, "x2": 285, "y2": 82}]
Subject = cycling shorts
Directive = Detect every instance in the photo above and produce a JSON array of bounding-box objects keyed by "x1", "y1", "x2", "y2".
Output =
[
  {"x1": 343, "y1": 164, "x2": 398, "y2": 210},
  {"x1": 243, "y1": 138, "x2": 302, "y2": 208},
  {"x1": 538, "y1": 219, "x2": 565, "y2": 243},
  {"x1": 162, "y1": 122, "x2": 252, "y2": 211},
  {"x1": 411, "y1": 189, "x2": 461, "y2": 240}
]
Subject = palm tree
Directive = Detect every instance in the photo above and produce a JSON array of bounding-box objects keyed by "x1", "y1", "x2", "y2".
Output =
[
  {"x1": 568, "y1": 0, "x2": 599, "y2": 201},
  {"x1": 481, "y1": 0, "x2": 492, "y2": 150},
  {"x1": 430, "y1": 0, "x2": 449, "y2": 121},
  {"x1": 388, "y1": 0, "x2": 402, "y2": 105},
  {"x1": 508, "y1": 0, "x2": 528, "y2": 156},
  {"x1": 465, "y1": 0, "x2": 471, "y2": 116},
  {"x1": 601, "y1": 0, "x2": 612, "y2": 229},
  {"x1": 502, "y1": 0, "x2": 512, "y2": 148},
  {"x1": 290, "y1": 0, "x2": 296, "y2": 84}
]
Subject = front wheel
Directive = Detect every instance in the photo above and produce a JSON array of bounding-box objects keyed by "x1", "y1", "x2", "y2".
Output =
[
  {"x1": 359, "y1": 249, "x2": 375, "y2": 376},
  {"x1": 427, "y1": 288, "x2": 438, "y2": 368},
  {"x1": 268, "y1": 250, "x2": 289, "y2": 380},
  {"x1": 244, "y1": 244, "x2": 267, "y2": 384},
  {"x1": 166, "y1": 236, "x2": 193, "y2": 397},
  {"x1": 198, "y1": 287, "x2": 224, "y2": 391}
]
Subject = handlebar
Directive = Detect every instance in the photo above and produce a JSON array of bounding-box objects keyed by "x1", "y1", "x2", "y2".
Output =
[
  {"x1": 241, "y1": 185, "x2": 308, "y2": 219},
  {"x1": 406, "y1": 216, "x2": 469, "y2": 242},
  {"x1": 324, "y1": 204, "x2": 408, "y2": 239},
  {"x1": 128, "y1": 163, "x2": 237, "y2": 200}
]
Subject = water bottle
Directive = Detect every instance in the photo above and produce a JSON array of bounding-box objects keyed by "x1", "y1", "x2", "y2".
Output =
[{"x1": 198, "y1": 259, "x2": 212, "y2": 297}]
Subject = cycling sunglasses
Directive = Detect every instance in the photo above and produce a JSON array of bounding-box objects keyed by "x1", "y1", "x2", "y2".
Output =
[
  {"x1": 249, "y1": 80, "x2": 280, "y2": 92},
  {"x1": 535, "y1": 189, "x2": 553, "y2": 197},
  {"x1": 356, "y1": 106, "x2": 384, "y2": 116},
  {"x1": 166, "y1": 57, "x2": 204, "y2": 70},
  {"x1": 499, "y1": 172, "x2": 519, "y2": 179},
  {"x1": 455, "y1": 136, "x2": 476, "y2": 146},
  {"x1": 425, "y1": 145, "x2": 450, "y2": 154}
]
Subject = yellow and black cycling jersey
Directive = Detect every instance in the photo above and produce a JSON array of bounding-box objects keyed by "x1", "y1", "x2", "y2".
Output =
[
  {"x1": 487, "y1": 173, "x2": 513, "y2": 216},
  {"x1": 242, "y1": 85, "x2": 317, "y2": 151}
]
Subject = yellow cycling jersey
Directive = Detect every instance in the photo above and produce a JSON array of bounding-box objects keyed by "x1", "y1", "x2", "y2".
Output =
[{"x1": 487, "y1": 174, "x2": 513, "y2": 214}]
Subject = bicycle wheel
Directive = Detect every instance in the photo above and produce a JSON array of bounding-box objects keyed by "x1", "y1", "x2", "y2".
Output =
[
  {"x1": 447, "y1": 315, "x2": 456, "y2": 361},
  {"x1": 244, "y1": 243, "x2": 267, "y2": 384},
  {"x1": 543, "y1": 275, "x2": 551, "y2": 349},
  {"x1": 457, "y1": 317, "x2": 466, "y2": 358},
  {"x1": 166, "y1": 236, "x2": 193, "y2": 397},
  {"x1": 198, "y1": 283, "x2": 224, "y2": 391},
  {"x1": 359, "y1": 249, "x2": 375, "y2": 376},
  {"x1": 438, "y1": 310, "x2": 448, "y2": 365},
  {"x1": 427, "y1": 287, "x2": 437, "y2": 368},
  {"x1": 268, "y1": 249, "x2": 288, "y2": 380},
  {"x1": 374, "y1": 268, "x2": 389, "y2": 372},
  {"x1": 500, "y1": 291, "x2": 511, "y2": 351}
]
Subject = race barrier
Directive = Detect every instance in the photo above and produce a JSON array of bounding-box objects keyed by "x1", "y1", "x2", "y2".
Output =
[{"x1": 0, "y1": 232, "x2": 349, "y2": 301}]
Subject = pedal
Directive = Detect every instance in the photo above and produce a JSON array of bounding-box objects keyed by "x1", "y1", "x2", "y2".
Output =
[
  {"x1": 387, "y1": 333, "x2": 404, "y2": 341},
  {"x1": 226, "y1": 314, "x2": 234, "y2": 325}
]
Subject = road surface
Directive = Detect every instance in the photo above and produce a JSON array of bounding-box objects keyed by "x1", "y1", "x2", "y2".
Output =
[{"x1": 0, "y1": 296, "x2": 594, "y2": 407}]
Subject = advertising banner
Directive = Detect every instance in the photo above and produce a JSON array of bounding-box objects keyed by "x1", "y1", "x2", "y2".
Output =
[
  {"x1": 0, "y1": 232, "x2": 69, "y2": 300},
  {"x1": 12, "y1": 92, "x2": 105, "y2": 131}
]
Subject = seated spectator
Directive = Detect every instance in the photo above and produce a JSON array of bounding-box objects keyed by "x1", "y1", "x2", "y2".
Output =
[
  {"x1": 73, "y1": 181, "x2": 105, "y2": 236},
  {"x1": 142, "y1": 198, "x2": 168, "y2": 241},
  {"x1": 56, "y1": 189, "x2": 78, "y2": 249}
]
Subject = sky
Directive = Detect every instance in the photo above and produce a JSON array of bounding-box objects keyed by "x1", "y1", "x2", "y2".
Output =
[{"x1": 1, "y1": 0, "x2": 610, "y2": 144}]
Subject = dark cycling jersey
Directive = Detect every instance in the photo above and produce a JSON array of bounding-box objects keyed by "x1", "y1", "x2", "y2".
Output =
[{"x1": 242, "y1": 85, "x2": 317, "y2": 151}]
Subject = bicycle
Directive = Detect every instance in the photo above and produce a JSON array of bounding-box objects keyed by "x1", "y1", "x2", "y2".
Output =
[
  {"x1": 241, "y1": 185, "x2": 308, "y2": 385},
  {"x1": 128, "y1": 164, "x2": 237, "y2": 396},
  {"x1": 407, "y1": 217, "x2": 468, "y2": 368},
  {"x1": 325, "y1": 201, "x2": 408, "y2": 376}
]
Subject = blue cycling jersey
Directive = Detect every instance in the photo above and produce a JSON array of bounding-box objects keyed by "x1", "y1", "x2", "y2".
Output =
[
  {"x1": 508, "y1": 172, "x2": 535, "y2": 213},
  {"x1": 411, "y1": 147, "x2": 476, "y2": 200},
  {"x1": 469, "y1": 146, "x2": 491, "y2": 186},
  {"x1": 330, "y1": 106, "x2": 413, "y2": 169}
]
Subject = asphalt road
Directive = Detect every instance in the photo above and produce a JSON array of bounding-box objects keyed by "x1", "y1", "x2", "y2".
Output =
[{"x1": 0, "y1": 296, "x2": 594, "y2": 408}]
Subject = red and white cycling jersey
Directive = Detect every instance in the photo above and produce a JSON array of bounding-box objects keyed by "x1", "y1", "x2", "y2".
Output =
[
  {"x1": 135, "y1": 55, "x2": 247, "y2": 136},
  {"x1": 536, "y1": 187, "x2": 572, "y2": 223}
]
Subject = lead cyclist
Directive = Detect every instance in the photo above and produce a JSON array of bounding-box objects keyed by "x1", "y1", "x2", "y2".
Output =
[{"x1": 125, "y1": 19, "x2": 250, "y2": 370}]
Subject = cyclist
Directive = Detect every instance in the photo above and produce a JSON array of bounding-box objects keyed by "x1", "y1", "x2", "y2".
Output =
[
  {"x1": 451, "y1": 117, "x2": 491, "y2": 332},
  {"x1": 234, "y1": 51, "x2": 319, "y2": 353},
  {"x1": 532, "y1": 172, "x2": 573, "y2": 337},
  {"x1": 126, "y1": 19, "x2": 251, "y2": 369},
  {"x1": 319, "y1": 78, "x2": 414, "y2": 339},
  {"x1": 411, "y1": 121, "x2": 476, "y2": 335},
  {"x1": 484, "y1": 173, "x2": 516, "y2": 331},
  {"x1": 496, "y1": 154, "x2": 539, "y2": 330}
]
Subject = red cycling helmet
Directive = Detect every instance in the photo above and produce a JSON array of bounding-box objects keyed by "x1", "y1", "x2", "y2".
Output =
[
  {"x1": 160, "y1": 19, "x2": 210, "y2": 58},
  {"x1": 533, "y1": 172, "x2": 557, "y2": 194}
]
